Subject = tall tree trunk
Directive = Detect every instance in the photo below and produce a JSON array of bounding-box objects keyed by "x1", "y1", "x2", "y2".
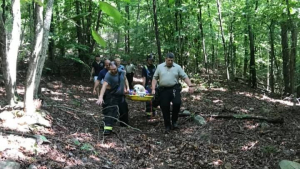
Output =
[
  {"x1": 86, "y1": 0, "x2": 92, "y2": 50},
  {"x1": 48, "y1": 16, "x2": 55, "y2": 62},
  {"x1": 280, "y1": 22, "x2": 290, "y2": 94},
  {"x1": 91, "y1": 10, "x2": 102, "y2": 52},
  {"x1": 2, "y1": 0, "x2": 5, "y2": 22},
  {"x1": 1, "y1": 0, "x2": 21, "y2": 105},
  {"x1": 229, "y1": 20, "x2": 236, "y2": 78},
  {"x1": 243, "y1": 32, "x2": 248, "y2": 78},
  {"x1": 125, "y1": 4, "x2": 130, "y2": 54},
  {"x1": 152, "y1": 0, "x2": 162, "y2": 63},
  {"x1": 289, "y1": 22, "x2": 298, "y2": 94},
  {"x1": 198, "y1": 1, "x2": 208, "y2": 73},
  {"x1": 216, "y1": 0, "x2": 229, "y2": 80},
  {"x1": 269, "y1": 20, "x2": 275, "y2": 93},
  {"x1": 207, "y1": 4, "x2": 215, "y2": 71},
  {"x1": 24, "y1": 0, "x2": 44, "y2": 113},
  {"x1": 34, "y1": 0, "x2": 54, "y2": 97},
  {"x1": 248, "y1": 24, "x2": 256, "y2": 88},
  {"x1": 246, "y1": 0, "x2": 257, "y2": 88},
  {"x1": 75, "y1": 0, "x2": 84, "y2": 73}
]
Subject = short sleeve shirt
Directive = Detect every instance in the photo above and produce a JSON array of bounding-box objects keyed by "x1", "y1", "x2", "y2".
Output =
[
  {"x1": 104, "y1": 70, "x2": 126, "y2": 95},
  {"x1": 92, "y1": 61, "x2": 104, "y2": 76},
  {"x1": 153, "y1": 62, "x2": 188, "y2": 87},
  {"x1": 142, "y1": 64, "x2": 156, "y2": 86},
  {"x1": 118, "y1": 65, "x2": 125, "y2": 72},
  {"x1": 97, "y1": 68, "x2": 108, "y2": 84}
]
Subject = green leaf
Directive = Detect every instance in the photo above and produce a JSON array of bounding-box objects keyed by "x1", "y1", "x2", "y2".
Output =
[
  {"x1": 279, "y1": 160, "x2": 300, "y2": 169},
  {"x1": 34, "y1": 135, "x2": 51, "y2": 145},
  {"x1": 99, "y1": 2, "x2": 122, "y2": 23},
  {"x1": 72, "y1": 139, "x2": 81, "y2": 146},
  {"x1": 169, "y1": 0, "x2": 175, "y2": 4},
  {"x1": 122, "y1": 0, "x2": 131, "y2": 3},
  {"x1": 92, "y1": 29, "x2": 106, "y2": 48},
  {"x1": 80, "y1": 143, "x2": 94, "y2": 151}
]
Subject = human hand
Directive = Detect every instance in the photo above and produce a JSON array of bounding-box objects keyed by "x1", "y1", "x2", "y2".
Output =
[
  {"x1": 96, "y1": 98, "x2": 104, "y2": 105},
  {"x1": 151, "y1": 89, "x2": 156, "y2": 95},
  {"x1": 188, "y1": 86, "x2": 195, "y2": 94},
  {"x1": 93, "y1": 89, "x2": 97, "y2": 95}
]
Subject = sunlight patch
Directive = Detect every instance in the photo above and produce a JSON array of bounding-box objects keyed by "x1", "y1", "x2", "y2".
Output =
[{"x1": 98, "y1": 142, "x2": 116, "y2": 148}]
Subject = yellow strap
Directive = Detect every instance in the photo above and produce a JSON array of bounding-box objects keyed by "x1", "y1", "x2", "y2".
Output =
[
  {"x1": 146, "y1": 112, "x2": 152, "y2": 115},
  {"x1": 104, "y1": 126, "x2": 113, "y2": 130}
]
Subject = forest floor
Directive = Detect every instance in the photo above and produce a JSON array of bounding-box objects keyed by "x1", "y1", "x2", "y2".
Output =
[{"x1": 0, "y1": 70, "x2": 300, "y2": 169}]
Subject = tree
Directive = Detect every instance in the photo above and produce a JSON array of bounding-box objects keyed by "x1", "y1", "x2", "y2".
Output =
[
  {"x1": 0, "y1": 0, "x2": 21, "y2": 105},
  {"x1": 24, "y1": 0, "x2": 54, "y2": 113}
]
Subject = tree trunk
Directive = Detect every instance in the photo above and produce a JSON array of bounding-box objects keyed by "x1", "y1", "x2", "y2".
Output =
[
  {"x1": 1, "y1": 0, "x2": 21, "y2": 105},
  {"x1": 289, "y1": 22, "x2": 298, "y2": 94},
  {"x1": 269, "y1": 20, "x2": 275, "y2": 93},
  {"x1": 229, "y1": 20, "x2": 236, "y2": 78},
  {"x1": 34, "y1": 0, "x2": 54, "y2": 97},
  {"x1": 246, "y1": 0, "x2": 257, "y2": 88},
  {"x1": 125, "y1": 4, "x2": 130, "y2": 54},
  {"x1": 243, "y1": 33, "x2": 249, "y2": 78},
  {"x1": 216, "y1": 0, "x2": 229, "y2": 80},
  {"x1": 152, "y1": 0, "x2": 162, "y2": 63},
  {"x1": 207, "y1": 4, "x2": 215, "y2": 71},
  {"x1": 280, "y1": 22, "x2": 290, "y2": 94},
  {"x1": 2, "y1": 0, "x2": 5, "y2": 22},
  {"x1": 24, "y1": 0, "x2": 44, "y2": 113},
  {"x1": 75, "y1": 0, "x2": 84, "y2": 73},
  {"x1": 198, "y1": 1, "x2": 208, "y2": 73}
]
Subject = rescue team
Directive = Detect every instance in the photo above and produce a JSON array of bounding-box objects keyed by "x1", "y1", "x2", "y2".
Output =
[{"x1": 91, "y1": 53, "x2": 195, "y2": 135}]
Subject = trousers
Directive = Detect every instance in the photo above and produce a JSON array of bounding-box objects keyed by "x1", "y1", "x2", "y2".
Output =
[
  {"x1": 102, "y1": 93, "x2": 129, "y2": 128},
  {"x1": 158, "y1": 84, "x2": 181, "y2": 128}
]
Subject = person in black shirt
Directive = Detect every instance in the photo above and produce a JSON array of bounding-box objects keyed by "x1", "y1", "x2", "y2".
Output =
[
  {"x1": 142, "y1": 54, "x2": 159, "y2": 119},
  {"x1": 90, "y1": 55, "x2": 104, "y2": 96}
]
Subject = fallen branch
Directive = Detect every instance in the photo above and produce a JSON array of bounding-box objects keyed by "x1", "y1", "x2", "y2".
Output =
[{"x1": 199, "y1": 113, "x2": 284, "y2": 124}]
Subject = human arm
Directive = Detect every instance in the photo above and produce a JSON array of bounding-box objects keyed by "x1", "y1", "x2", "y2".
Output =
[
  {"x1": 141, "y1": 67, "x2": 147, "y2": 87},
  {"x1": 142, "y1": 77, "x2": 146, "y2": 87},
  {"x1": 183, "y1": 77, "x2": 195, "y2": 93},
  {"x1": 124, "y1": 74, "x2": 130, "y2": 93},
  {"x1": 96, "y1": 81, "x2": 108, "y2": 105},
  {"x1": 151, "y1": 79, "x2": 158, "y2": 95},
  {"x1": 90, "y1": 67, "x2": 94, "y2": 81},
  {"x1": 93, "y1": 80, "x2": 100, "y2": 94}
]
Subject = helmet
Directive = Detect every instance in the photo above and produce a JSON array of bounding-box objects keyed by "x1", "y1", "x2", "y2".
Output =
[{"x1": 147, "y1": 53, "x2": 155, "y2": 61}]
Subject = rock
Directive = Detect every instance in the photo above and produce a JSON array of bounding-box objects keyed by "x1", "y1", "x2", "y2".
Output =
[
  {"x1": 193, "y1": 115, "x2": 206, "y2": 125},
  {"x1": 28, "y1": 164, "x2": 38, "y2": 169},
  {"x1": 0, "y1": 160, "x2": 21, "y2": 169}
]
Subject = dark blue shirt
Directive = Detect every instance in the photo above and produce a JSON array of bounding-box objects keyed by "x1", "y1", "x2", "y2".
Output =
[
  {"x1": 142, "y1": 64, "x2": 156, "y2": 87},
  {"x1": 97, "y1": 68, "x2": 108, "y2": 82}
]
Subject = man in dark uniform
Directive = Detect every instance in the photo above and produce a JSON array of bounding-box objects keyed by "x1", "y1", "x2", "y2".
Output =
[
  {"x1": 93, "y1": 59, "x2": 110, "y2": 95},
  {"x1": 90, "y1": 55, "x2": 105, "y2": 96},
  {"x1": 96, "y1": 62, "x2": 130, "y2": 135},
  {"x1": 142, "y1": 54, "x2": 159, "y2": 119},
  {"x1": 151, "y1": 52, "x2": 195, "y2": 133}
]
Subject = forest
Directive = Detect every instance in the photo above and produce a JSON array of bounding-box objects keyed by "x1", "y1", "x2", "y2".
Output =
[{"x1": 0, "y1": 0, "x2": 299, "y2": 168}]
